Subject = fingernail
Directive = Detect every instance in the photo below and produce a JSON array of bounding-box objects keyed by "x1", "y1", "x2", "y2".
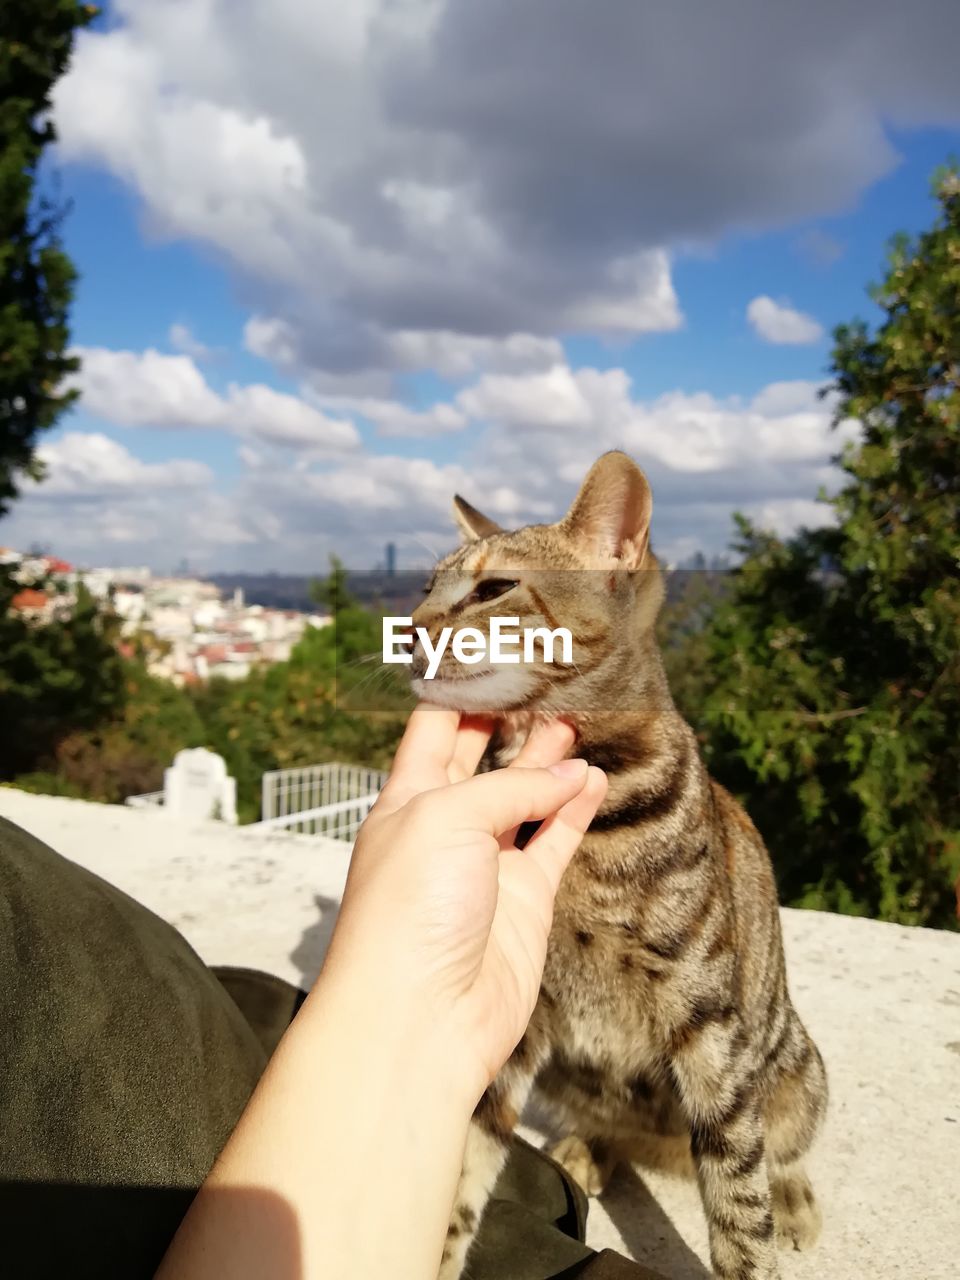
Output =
[{"x1": 548, "y1": 757, "x2": 588, "y2": 779}]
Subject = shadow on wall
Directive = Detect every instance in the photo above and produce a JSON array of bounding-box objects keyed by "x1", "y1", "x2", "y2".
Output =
[{"x1": 289, "y1": 893, "x2": 341, "y2": 988}]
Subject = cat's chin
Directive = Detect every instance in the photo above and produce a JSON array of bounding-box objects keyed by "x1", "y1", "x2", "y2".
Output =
[{"x1": 410, "y1": 667, "x2": 535, "y2": 713}]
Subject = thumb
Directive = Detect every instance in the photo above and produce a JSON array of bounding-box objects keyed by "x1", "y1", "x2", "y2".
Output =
[{"x1": 429, "y1": 758, "x2": 591, "y2": 839}]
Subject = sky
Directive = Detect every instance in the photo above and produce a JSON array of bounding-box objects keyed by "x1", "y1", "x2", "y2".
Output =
[{"x1": 2, "y1": 0, "x2": 960, "y2": 573}]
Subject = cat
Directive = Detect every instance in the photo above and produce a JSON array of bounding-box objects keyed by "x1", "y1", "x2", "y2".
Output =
[{"x1": 409, "y1": 451, "x2": 828, "y2": 1280}]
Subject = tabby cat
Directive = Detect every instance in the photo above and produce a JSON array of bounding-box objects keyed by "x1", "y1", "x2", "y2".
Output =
[{"x1": 409, "y1": 451, "x2": 827, "y2": 1280}]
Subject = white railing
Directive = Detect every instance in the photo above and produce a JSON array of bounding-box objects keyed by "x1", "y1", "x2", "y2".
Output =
[
  {"x1": 250, "y1": 762, "x2": 388, "y2": 840},
  {"x1": 124, "y1": 790, "x2": 165, "y2": 809}
]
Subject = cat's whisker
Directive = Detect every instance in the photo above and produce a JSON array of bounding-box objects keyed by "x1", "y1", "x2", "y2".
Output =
[{"x1": 404, "y1": 533, "x2": 443, "y2": 565}]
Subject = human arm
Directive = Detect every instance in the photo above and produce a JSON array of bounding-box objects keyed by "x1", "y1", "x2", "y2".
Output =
[{"x1": 155, "y1": 706, "x2": 606, "y2": 1280}]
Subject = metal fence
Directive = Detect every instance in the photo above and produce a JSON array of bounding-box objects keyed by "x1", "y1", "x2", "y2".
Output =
[
  {"x1": 124, "y1": 791, "x2": 165, "y2": 810},
  {"x1": 251, "y1": 762, "x2": 388, "y2": 840}
]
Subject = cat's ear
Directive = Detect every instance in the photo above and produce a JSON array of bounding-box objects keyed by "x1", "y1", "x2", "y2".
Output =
[
  {"x1": 561, "y1": 451, "x2": 653, "y2": 567},
  {"x1": 452, "y1": 494, "x2": 503, "y2": 543}
]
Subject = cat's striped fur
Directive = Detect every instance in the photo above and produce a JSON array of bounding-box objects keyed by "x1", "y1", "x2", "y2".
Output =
[{"x1": 411, "y1": 452, "x2": 827, "y2": 1280}]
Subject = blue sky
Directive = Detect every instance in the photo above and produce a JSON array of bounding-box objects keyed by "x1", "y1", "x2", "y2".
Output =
[{"x1": 3, "y1": 2, "x2": 959, "y2": 572}]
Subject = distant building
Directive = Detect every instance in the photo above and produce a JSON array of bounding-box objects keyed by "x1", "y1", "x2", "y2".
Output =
[
  {"x1": 10, "y1": 587, "x2": 51, "y2": 620},
  {"x1": 3, "y1": 543, "x2": 312, "y2": 686},
  {"x1": 385, "y1": 542, "x2": 397, "y2": 577}
]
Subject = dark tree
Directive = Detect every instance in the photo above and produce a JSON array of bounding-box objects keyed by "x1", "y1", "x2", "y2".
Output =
[
  {"x1": 309, "y1": 555, "x2": 356, "y2": 618},
  {"x1": 0, "y1": 1, "x2": 94, "y2": 513},
  {"x1": 0, "y1": 564, "x2": 126, "y2": 779},
  {"x1": 696, "y1": 169, "x2": 960, "y2": 927}
]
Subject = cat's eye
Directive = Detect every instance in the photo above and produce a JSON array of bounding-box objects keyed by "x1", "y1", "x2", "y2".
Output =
[{"x1": 470, "y1": 577, "x2": 519, "y2": 606}]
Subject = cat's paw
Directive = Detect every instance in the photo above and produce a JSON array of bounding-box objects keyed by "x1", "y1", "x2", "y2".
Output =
[
  {"x1": 549, "y1": 1134, "x2": 614, "y2": 1196},
  {"x1": 771, "y1": 1169, "x2": 822, "y2": 1252}
]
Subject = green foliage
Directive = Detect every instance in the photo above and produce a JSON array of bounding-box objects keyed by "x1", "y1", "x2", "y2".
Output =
[
  {"x1": 290, "y1": 606, "x2": 381, "y2": 675},
  {"x1": 0, "y1": 562, "x2": 126, "y2": 778},
  {"x1": 692, "y1": 171, "x2": 960, "y2": 928},
  {"x1": 296, "y1": 559, "x2": 413, "y2": 713},
  {"x1": 0, "y1": 1, "x2": 94, "y2": 512},
  {"x1": 308, "y1": 554, "x2": 353, "y2": 617},
  {"x1": 4, "y1": 770, "x2": 84, "y2": 798},
  {"x1": 48, "y1": 665, "x2": 207, "y2": 803},
  {"x1": 195, "y1": 664, "x2": 405, "y2": 824},
  {"x1": 658, "y1": 564, "x2": 731, "y2": 729}
]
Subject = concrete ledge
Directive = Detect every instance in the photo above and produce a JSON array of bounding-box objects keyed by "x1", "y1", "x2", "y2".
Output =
[{"x1": 2, "y1": 788, "x2": 958, "y2": 1279}]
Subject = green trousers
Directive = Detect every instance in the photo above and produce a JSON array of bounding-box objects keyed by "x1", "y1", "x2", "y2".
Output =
[{"x1": 0, "y1": 814, "x2": 661, "y2": 1279}]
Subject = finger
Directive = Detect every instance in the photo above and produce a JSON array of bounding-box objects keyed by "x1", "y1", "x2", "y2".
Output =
[
  {"x1": 524, "y1": 766, "x2": 608, "y2": 893},
  {"x1": 448, "y1": 715, "x2": 496, "y2": 782},
  {"x1": 500, "y1": 721, "x2": 576, "y2": 846},
  {"x1": 509, "y1": 720, "x2": 576, "y2": 770},
  {"x1": 378, "y1": 702, "x2": 460, "y2": 813},
  {"x1": 426, "y1": 758, "x2": 591, "y2": 838}
]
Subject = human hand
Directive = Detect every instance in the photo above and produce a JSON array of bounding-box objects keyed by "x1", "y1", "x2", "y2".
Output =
[{"x1": 320, "y1": 704, "x2": 606, "y2": 1103}]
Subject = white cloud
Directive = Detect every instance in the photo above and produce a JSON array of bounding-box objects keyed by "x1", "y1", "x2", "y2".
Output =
[
  {"x1": 47, "y1": 0, "x2": 960, "y2": 402},
  {"x1": 55, "y1": 14, "x2": 682, "y2": 386},
  {"x1": 169, "y1": 323, "x2": 213, "y2": 361},
  {"x1": 383, "y1": 330, "x2": 568, "y2": 380},
  {"x1": 74, "y1": 348, "x2": 223, "y2": 427},
  {"x1": 750, "y1": 380, "x2": 827, "y2": 416},
  {"x1": 2, "y1": 361, "x2": 860, "y2": 570},
  {"x1": 55, "y1": 28, "x2": 310, "y2": 283},
  {"x1": 458, "y1": 364, "x2": 599, "y2": 431},
  {"x1": 747, "y1": 296, "x2": 825, "y2": 345},
  {"x1": 33, "y1": 432, "x2": 212, "y2": 497},
  {"x1": 742, "y1": 496, "x2": 836, "y2": 537},
  {"x1": 223, "y1": 382, "x2": 358, "y2": 451},
  {"x1": 564, "y1": 251, "x2": 682, "y2": 335},
  {"x1": 310, "y1": 395, "x2": 467, "y2": 438},
  {"x1": 245, "y1": 313, "x2": 569, "y2": 390},
  {"x1": 53, "y1": 0, "x2": 960, "y2": 397},
  {"x1": 450, "y1": 366, "x2": 859, "y2": 563},
  {"x1": 70, "y1": 346, "x2": 360, "y2": 453},
  {"x1": 455, "y1": 367, "x2": 852, "y2": 475},
  {"x1": 3, "y1": 435, "x2": 265, "y2": 565},
  {"x1": 244, "y1": 316, "x2": 300, "y2": 368}
]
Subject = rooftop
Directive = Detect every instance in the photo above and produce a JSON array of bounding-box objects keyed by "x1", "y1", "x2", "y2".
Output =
[{"x1": 1, "y1": 787, "x2": 957, "y2": 1280}]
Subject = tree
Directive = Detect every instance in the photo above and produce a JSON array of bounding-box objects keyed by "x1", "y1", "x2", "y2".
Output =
[
  {"x1": 196, "y1": 662, "x2": 405, "y2": 824},
  {"x1": 47, "y1": 665, "x2": 207, "y2": 803},
  {"x1": 695, "y1": 169, "x2": 960, "y2": 928},
  {"x1": 0, "y1": 0, "x2": 94, "y2": 512},
  {"x1": 0, "y1": 562, "x2": 126, "y2": 778},
  {"x1": 309, "y1": 554, "x2": 353, "y2": 618},
  {"x1": 658, "y1": 561, "x2": 731, "y2": 730},
  {"x1": 299, "y1": 556, "x2": 411, "y2": 711}
]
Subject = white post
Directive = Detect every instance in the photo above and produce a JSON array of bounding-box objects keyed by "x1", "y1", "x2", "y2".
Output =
[{"x1": 163, "y1": 748, "x2": 238, "y2": 823}]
